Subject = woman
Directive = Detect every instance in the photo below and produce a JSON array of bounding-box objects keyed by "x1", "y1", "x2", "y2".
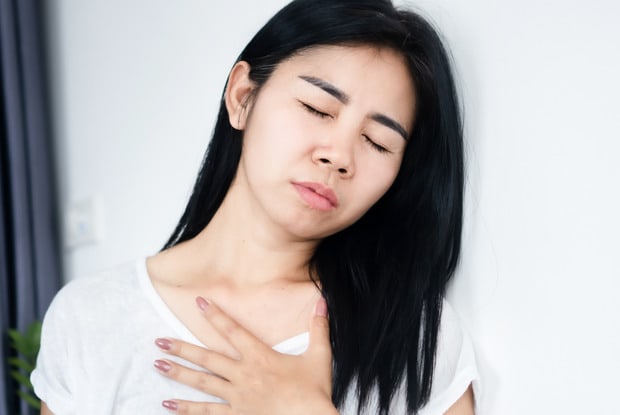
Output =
[{"x1": 33, "y1": 0, "x2": 477, "y2": 414}]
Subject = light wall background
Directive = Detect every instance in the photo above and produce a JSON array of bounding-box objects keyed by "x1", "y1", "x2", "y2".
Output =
[{"x1": 44, "y1": 1, "x2": 620, "y2": 414}]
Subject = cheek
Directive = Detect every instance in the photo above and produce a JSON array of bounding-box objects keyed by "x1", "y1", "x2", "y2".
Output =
[
  {"x1": 370, "y1": 171, "x2": 399, "y2": 203},
  {"x1": 244, "y1": 103, "x2": 311, "y2": 157},
  {"x1": 352, "y1": 158, "x2": 401, "y2": 210},
  {"x1": 370, "y1": 154, "x2": 402, "y2": 193}
]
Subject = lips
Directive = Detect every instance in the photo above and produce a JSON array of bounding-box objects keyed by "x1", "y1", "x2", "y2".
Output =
[{"x1": 292, "y1": 181, "x2": 338, "y2": 211}]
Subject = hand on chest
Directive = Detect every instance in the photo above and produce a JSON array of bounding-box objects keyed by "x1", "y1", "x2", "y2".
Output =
[{"x1": 152, "y1": 280, "x2": 319, "y2": 358}]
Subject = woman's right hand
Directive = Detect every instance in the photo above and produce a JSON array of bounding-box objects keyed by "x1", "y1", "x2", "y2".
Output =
[{"x1": 154, "y1": 298, "x2": 338, "y2": 415}]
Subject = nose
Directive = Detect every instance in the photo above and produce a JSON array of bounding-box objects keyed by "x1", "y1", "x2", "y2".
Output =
[{"x1": 312, "y1": 144, "x2": 355, "y2": 178}]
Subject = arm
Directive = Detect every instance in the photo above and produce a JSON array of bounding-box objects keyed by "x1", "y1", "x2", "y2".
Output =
[
  {"x1": 444, "y1": 384, "x2": 475, "y2": 415},
  {"x1": 41, "y1": 402, "x2": 54, "y2": 415}
]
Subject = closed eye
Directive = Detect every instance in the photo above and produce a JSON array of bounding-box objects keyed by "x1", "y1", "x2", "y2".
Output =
[
  {"x1": 300, "y1": 101, "x2": 331, "y2": 119},
  {"x1": 363, "y1": 135, "x2": 391, "y2": 154}
]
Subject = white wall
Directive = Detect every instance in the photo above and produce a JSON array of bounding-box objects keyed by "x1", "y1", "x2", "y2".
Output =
[
  {"x1": 45, "y1": 0, "x2": 291, "y2": 279},
  {"x1": 45, "y1": 1, "x2": 620, "y2": 414}
]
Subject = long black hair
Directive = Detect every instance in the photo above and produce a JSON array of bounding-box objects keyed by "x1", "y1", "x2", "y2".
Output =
[{"x1": 164, "y1": 0, "x2": 463, "y2": 413}]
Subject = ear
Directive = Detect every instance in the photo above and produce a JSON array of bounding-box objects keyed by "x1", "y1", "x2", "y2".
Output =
[{"x1": 225, "y1": 61, "x2": 254, "y2": 130}]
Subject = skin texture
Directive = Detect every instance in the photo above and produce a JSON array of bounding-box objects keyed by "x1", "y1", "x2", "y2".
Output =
[{"x1": 40, "y1": 45, "x2": 474, "y2": 414}]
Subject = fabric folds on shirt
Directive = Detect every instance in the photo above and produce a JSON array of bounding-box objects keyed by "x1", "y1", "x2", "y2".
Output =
[{"x1": 31, "y1": 259, "x2": 479, "y2": 414}]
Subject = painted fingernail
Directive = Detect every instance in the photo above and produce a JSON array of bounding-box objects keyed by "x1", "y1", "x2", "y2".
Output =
[
  {"x1": 154, "y1": 360, "x2": 172, "y2": 372},
  {"x1": 162, "y1": 400, "x2": 178, "y2": 411},
  {"x1": 155, "y1": 338, "x2": 172, "y2": 350},
  {"x1": 196, "y1": 296, "x2": 210, "y2": 311},
  {"x1": 315, "y1": 298, "x2": 328, "y2": 317}
]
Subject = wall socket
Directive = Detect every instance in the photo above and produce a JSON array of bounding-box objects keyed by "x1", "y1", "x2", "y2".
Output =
[{"x1": 65, "y1": 195, "x2": 104, "y2": 248}]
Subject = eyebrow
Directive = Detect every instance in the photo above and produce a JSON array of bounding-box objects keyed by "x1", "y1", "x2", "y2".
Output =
[
  {"x1": 299, "y1": 75, "x2": 409, "y2": 141},
  {"x1": 299, "y1": 75, "x2": 349, "y2": 104},
  {"x1": 370, "y1": 113, "x2": 409, "y2": 142}
]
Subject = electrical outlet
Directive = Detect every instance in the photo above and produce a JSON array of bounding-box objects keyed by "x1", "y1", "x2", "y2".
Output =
[{"x1": 65, "y1": 195, "x2": 104, "y2": 248}]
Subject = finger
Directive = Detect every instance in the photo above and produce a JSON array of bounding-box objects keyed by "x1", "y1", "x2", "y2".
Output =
[
  {"x1": 155, "y1": 337, "x2": 238, "y2": 376},
  {"x1": 162, "y1": 399, "x2": 231, "y2": 415},
  {"x1": 154, "y1": 359, "x2": 230, "y2": 399},
  {"x1": 196, "y1": 296, "x2": 268, "y2": 355},
  {"x1": 307, "y1": 298, "x2": 333, "y2": 365}
]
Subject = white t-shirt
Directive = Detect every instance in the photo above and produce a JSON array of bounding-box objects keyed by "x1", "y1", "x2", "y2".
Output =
[{"x1": 31, "y1": 259, "x2": 479, "y2": 414}]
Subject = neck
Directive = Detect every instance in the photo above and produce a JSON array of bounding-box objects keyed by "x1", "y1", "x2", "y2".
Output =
[{"x1": 160, "y1": 183, "x2": 320, "y2": 288}]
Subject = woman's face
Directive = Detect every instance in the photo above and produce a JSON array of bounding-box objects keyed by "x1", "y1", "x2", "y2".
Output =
[{"x1": 228, "y1": 45, "x2": 416, "y2": 241}]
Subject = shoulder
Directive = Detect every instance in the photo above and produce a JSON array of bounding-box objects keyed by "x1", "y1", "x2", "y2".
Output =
[
  {"x1": 340, "y1": 300, "x2": 480, "y2": 415},
  {"x1": 56, "y1": 260, "x2": 140, "y2": 298},
  {"x1": 437, "y1": 300, "x2": 471, "y2": 359},
  {"x1": 419, "y1": 299, "x2": 479, "y2": 415},
  {"x1": 43, "y1": 259, "x2": 143, "y2": 326},
  {"x1": 32, "y1": 259, "x2": 147, "y2": 413}
]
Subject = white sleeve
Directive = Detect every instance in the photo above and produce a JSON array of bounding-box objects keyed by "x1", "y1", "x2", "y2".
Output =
[
  {"x1": 30, "y1": 285, "x2": 78, "y2": 414},
  {"x1": 419, "y1": 300, "x2": 480, "y2": 415}
]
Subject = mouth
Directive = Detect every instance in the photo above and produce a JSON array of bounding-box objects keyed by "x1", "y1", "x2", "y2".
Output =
[{"x1": 292, "y1": 181, "x2": 338, "y2": 211}]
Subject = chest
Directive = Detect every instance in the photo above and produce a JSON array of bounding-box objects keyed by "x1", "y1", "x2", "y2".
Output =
[{"x1": 151, "y1": 282, "x2": 320, "y2": 358}]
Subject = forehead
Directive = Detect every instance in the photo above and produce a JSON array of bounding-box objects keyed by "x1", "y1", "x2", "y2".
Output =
[
  {"x1": 263, "y1": 44, "x2": 417, "y2": 130},
  {"x1": 273, "y1": 44, "x2": 413, "y2": 88}
]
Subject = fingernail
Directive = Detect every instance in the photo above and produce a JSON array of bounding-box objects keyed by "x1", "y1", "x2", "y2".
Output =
[
  {"x1": 154, "y1": 360, "x2": 172, "y2": 372},
  {"x1": 155, "y1": 338, "x2": 172, "y2": 350},
  {"x1": 196, "y1": 296, "x2": 210, "y2": 311},
  {"x1": 315, "y1": 298, "x2": 328, "y2": 317},
  {"x1": 162, "y1": 400, "x2": 178, "y2": 411}
]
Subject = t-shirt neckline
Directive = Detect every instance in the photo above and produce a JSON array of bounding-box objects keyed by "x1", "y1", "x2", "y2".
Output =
[{"x1": 135, "y1": 257, "x2": 309, "y2": 352}]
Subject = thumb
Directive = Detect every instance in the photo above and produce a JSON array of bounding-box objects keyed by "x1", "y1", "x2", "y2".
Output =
[{"x1": 308, "y1": 298, "x2": 332, "y2": 362}]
